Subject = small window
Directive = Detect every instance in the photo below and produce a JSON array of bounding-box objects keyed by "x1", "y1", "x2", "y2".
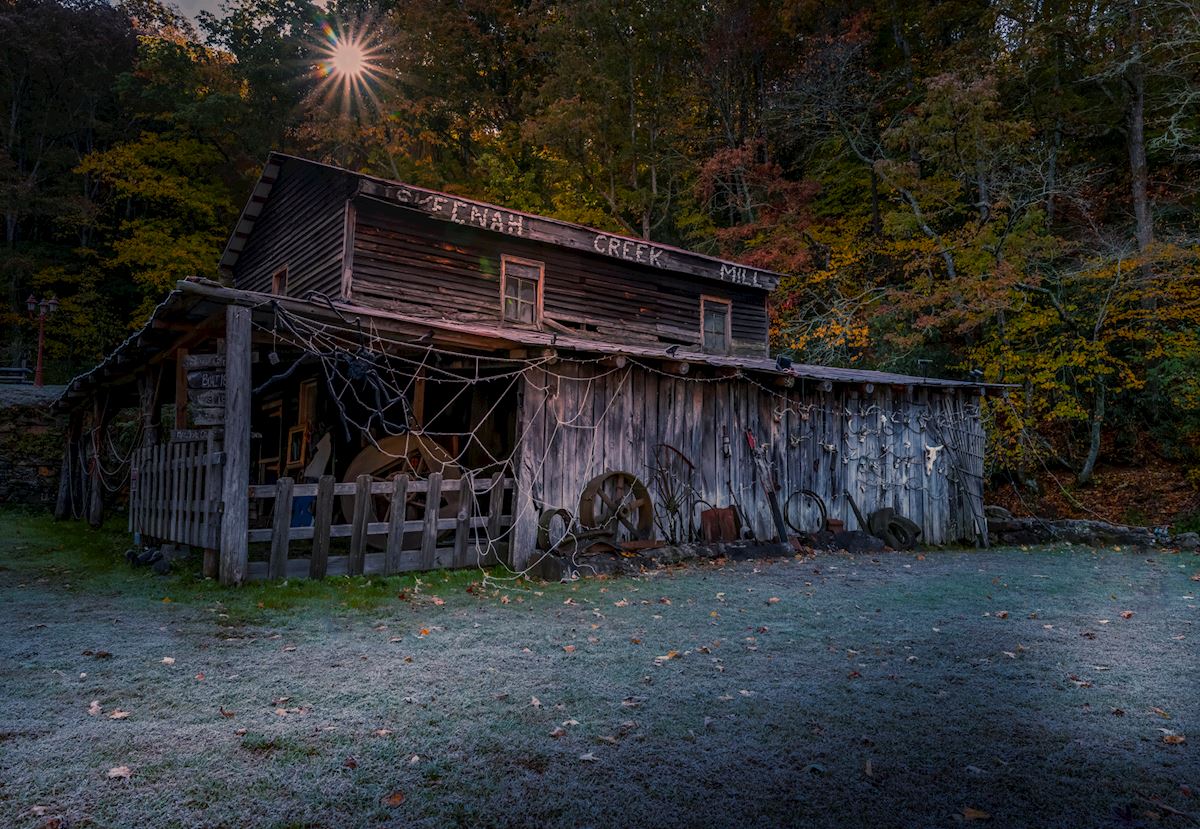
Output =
[
  {"x1": 701, "y1": 296, "x2": 731, "y2": 353},
  {"x1": 501, "y1": 255, "x2": 543, "y2": 325},
  {"x1": 271, "y1": 266, "x2": 288, "y2": 295}
]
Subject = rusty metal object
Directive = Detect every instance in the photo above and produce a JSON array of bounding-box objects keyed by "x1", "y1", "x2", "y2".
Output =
[
  {"x1": 700, "y1": 506, "x2": 740, "y2": 542},
  {"x1": 784, "y1": 489, "x2": 828, "y2": 535},
  {"x1": 579, "y1": 471, "x2": 653, "y2": 543}
]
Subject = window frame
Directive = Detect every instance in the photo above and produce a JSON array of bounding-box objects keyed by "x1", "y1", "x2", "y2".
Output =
[
  {"x1": 500, "y1": 254, "x2": 544, "y2": 327},
  {"x1": 700, "y1": 295, "x2": 733, "y2": 354},
  {"x1": 271, "y1": 266, "x2": 289, "y2": 296}
]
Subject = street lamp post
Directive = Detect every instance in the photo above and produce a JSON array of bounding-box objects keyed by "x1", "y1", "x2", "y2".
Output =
[{"x1": 26, "y1": 294, "x2": 58, "y2": 387}]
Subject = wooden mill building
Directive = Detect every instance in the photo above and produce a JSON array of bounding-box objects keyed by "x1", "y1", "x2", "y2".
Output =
[{"x1": 56, "y1": 154, "x2": 990, "y2": 584}]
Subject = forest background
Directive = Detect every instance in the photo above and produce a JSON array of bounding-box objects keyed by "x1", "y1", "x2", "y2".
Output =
[{"x1": 5, "y1": 0, "x2": 1200, "y2": 523}]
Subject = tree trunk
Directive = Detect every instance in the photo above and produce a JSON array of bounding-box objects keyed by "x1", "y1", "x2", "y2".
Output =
[
  {"x1": 1126, "y1": 6, "x2": 1155, "y2": 306},
  {"x1": 1077, "y1": 380, "x2": 1105, "y2": 485}
]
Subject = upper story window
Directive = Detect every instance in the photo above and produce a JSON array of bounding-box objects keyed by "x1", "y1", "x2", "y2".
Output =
[
  {"x1": 501, "y1": 255, "x2": 543, "y2": 325},
  {"x1": 701, "y1": 296, "x2": 731, "y2": 354},
  {"x1": 271, "y1": 266, "x2": 289, "y2": 295}
]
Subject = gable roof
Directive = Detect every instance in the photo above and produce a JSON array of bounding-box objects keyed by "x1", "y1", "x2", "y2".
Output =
[{"x1": 219, "y1": 153, "x2": 784, "y2": 291}]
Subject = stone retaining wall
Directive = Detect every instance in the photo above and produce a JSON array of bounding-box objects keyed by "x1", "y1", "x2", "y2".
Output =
[{"x1": 0, "y1": 386, "x2": 66, "y2": 507}]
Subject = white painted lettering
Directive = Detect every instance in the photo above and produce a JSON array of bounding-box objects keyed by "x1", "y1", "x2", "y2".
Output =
[
  {"x1": 608, "y1": 238, "x2": 621, "y2": 257},
  {"x1": 450, "y1": 201, "x2": 465, "y2": 223},
  {"x1": 635, "y1": 243, "x2": 647, "y2": 263},
  {"x1": 507, "y1": 214, "x2": 524, "y2": 235},
  {"x1": 470, "y1": 206, "x2": 484, "y2": 227},
  {"x1": 594, "y1": 234, "x2": 607, "y2": 253},
  {"x1": 649, "y1": 247, "x2": 662, "y2": 266}
]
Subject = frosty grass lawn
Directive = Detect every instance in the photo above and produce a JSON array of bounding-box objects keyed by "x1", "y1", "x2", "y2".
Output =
[{"x1": 1, "y1": 509, "x2": 1197, "y2": 829}]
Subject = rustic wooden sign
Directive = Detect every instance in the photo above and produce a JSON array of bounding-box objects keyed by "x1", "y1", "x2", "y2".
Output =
[
  {"x1": 190, "y1": 405, "x2": 225, "y2": 426},
  {"x1": 358, "y1": 179, "x2": 782, "y2": 290},
  {"x1": 187, "y1": 370, "x2": 226, "y2": 390},
  {"x1": 188, "y1": 388, "x2": 226, "y2": 408},
  {"x1": 171, "y1": 428, "x2": 218, "y2": 443},
  {"x1": 182, "y1": 353, "x2": 225, "y2": 370}
]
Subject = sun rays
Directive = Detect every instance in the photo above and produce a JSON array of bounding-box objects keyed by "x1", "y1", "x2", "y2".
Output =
[{"x1": 313, "y1": 19, "x2": 386, "y2": 113}]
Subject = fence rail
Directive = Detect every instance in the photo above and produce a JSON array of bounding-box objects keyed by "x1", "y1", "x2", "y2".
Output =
[{"x1": 245, "y1": 471, "x2": 515, "y2": 581}]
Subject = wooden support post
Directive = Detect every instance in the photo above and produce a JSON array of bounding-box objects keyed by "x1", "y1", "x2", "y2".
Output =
[
  {"x1": 219, "y1": 305, "x2": 251, "y2": 586},
  {"x1": 664, "y1": 360, "x2": 690, "y2": 376},
  {"x1": 384, "y1": 475, "x2": 409, "y2": 575},
  {"x1": 420, "y1": 472, "x2": 442, "y2": 570},
  {"x1": 174, "y1": 348, "x2": 189, "y2": 429},
  {"x1": 55, "y1": 409, "x2": 82, "y2": 521},
  {"x1": 87, "y1": 396, "x2": 107, "y2": 529},
  {"x1": 268, "y1": 477, "x2": 294, "y2": 580},
  {"x1": 348, "y1": 474, "x2": 371, "y2": 576},
  {"x1": 309, "y1": 475, "x2": 335, "y2": 579}
]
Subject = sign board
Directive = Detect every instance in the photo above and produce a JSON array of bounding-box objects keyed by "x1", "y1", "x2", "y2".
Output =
[
  {"x1": 182, "y1": 353, "x2": 225, "y2": 370},
  {"x1": 171, "y1": 428, "x2": 219, "y2": 443},
  {"x1": 190, "y1": 405, "x2": 225, "y2": 427},
  {"x1": 189, "y1": 388, "x2": 226, "y2": 408},
  {"x1": 187, "y1": 370, "x2": 226, "y2": 390}
]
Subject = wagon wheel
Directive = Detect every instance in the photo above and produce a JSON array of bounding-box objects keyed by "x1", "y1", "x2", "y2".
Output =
[
  {"x1": 784, "y1": 489, "x2": 827, "y2": 535},
  {"x1": 651, "y1": 443, "x2": 698, "y2": 544},
  {"x1": 578, "y1": 471, "x2": 654, "y2": 544},
  {"x1": 340, "y1": 434, "x2": 462, "y2": 548}
]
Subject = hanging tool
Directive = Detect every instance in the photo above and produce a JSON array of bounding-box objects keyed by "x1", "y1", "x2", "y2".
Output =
[{"x1": 745, "y1": 429, "x2": 789, "y2": 542}]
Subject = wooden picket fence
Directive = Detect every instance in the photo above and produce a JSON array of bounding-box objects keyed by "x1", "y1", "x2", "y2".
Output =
[
  {"x1": 129, "y1": 435, "x2": 221, "y2": 549},
  {"x1": 244, "y1": 471, "x2": 515, "y2": 580}
]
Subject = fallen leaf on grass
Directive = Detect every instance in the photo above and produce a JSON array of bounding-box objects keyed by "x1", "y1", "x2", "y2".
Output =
[
  {"x1": 614, "y1": 599, "x2": 629, "y2": 607},
  {"x1": 1152, "y1": 707, "x2": 1171, "y2": 719},
  {"x1": 1002, "y1": 651, "x2": 1017, "y2": 659},
  {"x1": 654, "y1": 650, "x2": 680, "y2": 662},
  {"x1": 418, "y1": 628, "x2": 430, "y2": 637},
  {"x1": 563, "y1": 645, "x2": 576, "y2": 654},
  {"x1": 87, "y1": 700, "x2": 102, "y2": 716},
  {"x1": 995, "y1": 611, "x2": 1009, "y2": 619},
  {"x1": 1120, "y1": 611, "x2": 1134, "y2": 619},
  {"x1": 1112, "y1": 708, "x2": 1126, "y2": 716},
  {"x1": 343, "y1": 756, "x2": 358, "y2": 769},
  {"x1": 431, "y1": 597, "x2": 445, "y2": 606},
  {"x1": 578, "y1": 752, "x2": 597, "y2": 762},
  {"x1": 1163, "y1": 734, "x2": 1186, "y2": 745},
  {"x1": 621, "y1": 697, "x2": 644, "y2": 708},
  {"x1": 383, "y1": 791, "x2": 406, "y2": 807},
  {"x1": 195, "y1": 673, "x2": 205, "y2": 681},
  {"x1": 374, "y1": 728, "x2": 393, "y2": 737},
  {"x1": 161, "y1": 657, "x2": 175, "y2": 665},
  {"x1": 549, "y1": 727, "x2": 566, "y2": 738},
  {"x1": 282, "y1": 645, "x2": 297, "y2": 652},
  {"x1": 108, "y1": 710, "x2": 130, "y2": 720},
  {"x1": 767, "y1": 597, "x2": 781, "y2": 604},
  {"x1": 963, "y1": 806, "x2": 991, "y2": 820},
  {"x1": 530, "y1": 696, "x2": 542, "y2": 708},
  {"x1": 107, "y1": 766, "x2": 131, "y2": 780}
]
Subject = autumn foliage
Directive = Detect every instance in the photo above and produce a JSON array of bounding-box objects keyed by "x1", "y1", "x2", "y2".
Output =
[{"x1": 4, "y1": 0, "x2": 1200, "y2": 494}]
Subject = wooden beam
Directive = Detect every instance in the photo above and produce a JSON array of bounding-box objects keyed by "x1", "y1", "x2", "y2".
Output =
[
  {"x1": 54, "y1": 410, "x2": 82, "y2": 521},
  {"x1": 219, "y1": 305, "x2": 252, "y2": 586}
]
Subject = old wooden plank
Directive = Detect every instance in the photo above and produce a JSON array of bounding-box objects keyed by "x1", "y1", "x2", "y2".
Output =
[
  {"x1": 218, "y1": 304, "x2": 252, "y2": 586},
  {"x1": 347, "y1": 473, "x2": 372, "y2": 576},
  {"x1": 420, "y1": 472, "x2": 443, "y2": 571},
  {"x1": 309, "y1": 475, "x2": 335, "y2": 579},
  {"x1": 384, "y1": 475, "x2": 409, "y2": 575},
  {"x1": 485, "y1": 471, "x2": 505, "y2": 563},
  {"x1": 267, "y1": 477, "x2": 294, "y2": 579},
  {"x1": 187, "y1": 370, "x2": 226, "y2": 390},
  {"x1": 182, "y1": 353, "x2": 225, "y2": 370}
]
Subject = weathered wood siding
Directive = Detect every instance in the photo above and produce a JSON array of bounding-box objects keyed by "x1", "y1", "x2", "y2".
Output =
[
  {"x1": 514, "y1": 362, "x2": 986, "y2": 549},
  {"x1": 348, "y1": 198, "x2": 768, "y2": 356},
  {"x1": 232, "y1": 161, "x2": 358, "y2": 299}
]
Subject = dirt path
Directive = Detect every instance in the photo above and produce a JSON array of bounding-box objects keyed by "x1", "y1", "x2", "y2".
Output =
[{"x1": 1, "y1": 520, "x2": 1197, "y2": 828}]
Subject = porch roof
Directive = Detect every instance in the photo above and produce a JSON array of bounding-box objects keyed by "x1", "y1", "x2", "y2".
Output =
[{"x1": 57, "y1": 279, "x2": 998, "y2": 411}]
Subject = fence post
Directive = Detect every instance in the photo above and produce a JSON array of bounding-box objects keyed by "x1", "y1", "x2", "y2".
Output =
[
  {"x1": 268, "y1": 477, "x2": 294, "y2": 580},
  {"x1": 309, "y1": 475, "x2": 334, "y2": 579},
  {"x1": 420, "y1": 472, "x2": 443, "y2": 571},
  {"x1": 348, "y1": 474, "x2": 372, "y2": 576},
  {"x1": 384, "y1": 475, "x2": 409, "y2": 575}
]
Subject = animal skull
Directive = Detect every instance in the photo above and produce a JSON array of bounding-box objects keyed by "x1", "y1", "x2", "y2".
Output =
[{"x1": 924, "y1": 444, "x2": 944, "y2": 474}]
